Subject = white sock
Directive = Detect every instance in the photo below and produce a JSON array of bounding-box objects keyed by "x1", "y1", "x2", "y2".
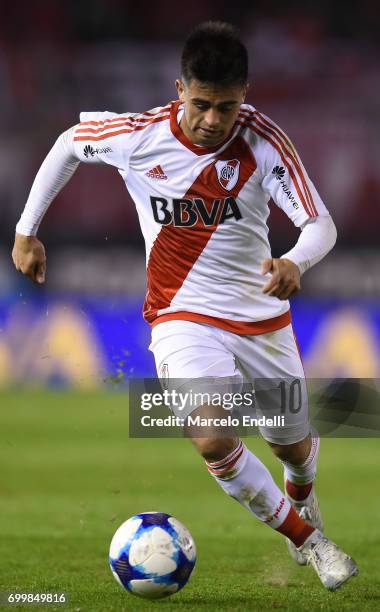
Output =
[
  {"x1": 206, "y1": 440, "x2": 291, "y2": 529},
  {"x1": 282, "y1": 431, "x2": 320, "y2": 486}
]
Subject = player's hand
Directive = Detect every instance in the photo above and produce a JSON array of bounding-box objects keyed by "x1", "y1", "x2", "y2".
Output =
[
  {"x1": 12, "y1": 232, "x2": 46, "y2": 284},
  {"x1": 261, "y1": 258, "x2": 300, "y2": 300}
]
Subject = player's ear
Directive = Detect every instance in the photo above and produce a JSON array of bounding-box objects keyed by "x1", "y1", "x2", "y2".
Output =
[{"x1": 176, "y1": 79, "x2": 186, "y2": 102}]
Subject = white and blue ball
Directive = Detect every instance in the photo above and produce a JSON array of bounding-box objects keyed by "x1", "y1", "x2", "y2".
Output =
[{"x1": 109, "y1": 512, "x2": 196, "y2": 599}]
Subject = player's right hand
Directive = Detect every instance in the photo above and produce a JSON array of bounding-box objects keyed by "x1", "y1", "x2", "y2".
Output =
[{"x1": 12, "y1": 232, "x2": 46, "y2": 284}]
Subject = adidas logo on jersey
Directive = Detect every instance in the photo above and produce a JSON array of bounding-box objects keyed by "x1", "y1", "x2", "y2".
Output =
[{"x1": 146, "y1": 165, "x2": 168, "y2": 180}]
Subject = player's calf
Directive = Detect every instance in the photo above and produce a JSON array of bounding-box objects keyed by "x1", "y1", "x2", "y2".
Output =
[
  {"x1": 201, "y1": 436, "x2": 316, "y2": 548},
  {"x1": 185, "y1": 405, "x2": 314, "y2": 547},
  {"x1": 186, "y1": 409, "x2": 345, "y2": 586},
  {"x1": 271, "y1": 431, "x2": 323, "y2": 564},
  {"x1": 203, "y1": 439, "x2": 358, "y2": 591}
]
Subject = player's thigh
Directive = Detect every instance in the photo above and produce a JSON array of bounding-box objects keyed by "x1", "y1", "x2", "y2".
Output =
[
  {"x1": 149, "y1": 320, "x2": 243, "y2": 419},
  {"x1": 227, "y1": 324, "x2": 309, "y2": 445},
  {"x1": 150, "y1": 320, "x2": 237, "y2": 378}
]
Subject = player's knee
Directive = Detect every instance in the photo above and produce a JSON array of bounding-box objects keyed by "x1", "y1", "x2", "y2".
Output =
[
  {"x1": 268, "y1": 435, "x2": 311, "y2": 464},
  {"x1": 271, "y1": 444, "x2": 290, "y2": 462},
  {"x1": 191, "y1": 436, "x2": 238, "y2": 462}
]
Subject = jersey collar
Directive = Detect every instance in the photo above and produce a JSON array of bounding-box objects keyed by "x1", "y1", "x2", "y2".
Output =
[{"x1": 170, "y1": 100, "x2": 236, "y2": 155}]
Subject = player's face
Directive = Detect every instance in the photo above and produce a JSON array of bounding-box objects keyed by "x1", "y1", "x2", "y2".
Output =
[{"x1": 176, "y1": 79, "x2": 247, "y2": 147}]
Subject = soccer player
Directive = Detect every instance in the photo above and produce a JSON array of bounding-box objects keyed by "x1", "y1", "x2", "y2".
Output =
[{"x1": 12, "y1": 22, "x2": 358, "y2": 591}]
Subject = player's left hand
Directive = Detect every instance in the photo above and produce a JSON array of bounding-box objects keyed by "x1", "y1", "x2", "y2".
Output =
[{"x1": 261, "y1": 258, "x2": 301, "y2": 300}]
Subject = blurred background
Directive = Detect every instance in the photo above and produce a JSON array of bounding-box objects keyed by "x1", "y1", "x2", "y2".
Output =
[{"x1": 0, "y1": 0, "x2": 379, "y2": 387}]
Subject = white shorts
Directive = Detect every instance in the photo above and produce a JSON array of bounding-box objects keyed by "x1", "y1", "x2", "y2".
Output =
[{"x1": 149, "y1": 320, "x2": 309, "y2": 445}]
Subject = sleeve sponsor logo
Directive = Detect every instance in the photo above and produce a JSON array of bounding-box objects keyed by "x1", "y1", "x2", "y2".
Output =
[
  {"x1": 272, "y1": 165, "x2": 286, "y2": 180},
  {"x1": 83, "y1": 145, "x2": 113, "y2": 158},
  {"x1": 272, "y1": 166, "x2": 299, "y2": 209}
]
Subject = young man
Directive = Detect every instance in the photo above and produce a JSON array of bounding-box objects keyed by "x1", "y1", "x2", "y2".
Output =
[{"x1": 12, "y1": 22, "x2": 358, "y2": 591}]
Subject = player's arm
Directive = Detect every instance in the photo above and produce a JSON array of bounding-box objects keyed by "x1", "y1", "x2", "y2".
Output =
[
  {"x1": 258, "y1": 113, "x2": 337, "y2": 299},
  {"x1": 12, "y1": 126, "x2": 80, "y2": 284},
  {"x1": 13, "y1": 109, "x2": 133, "y2": 284}
]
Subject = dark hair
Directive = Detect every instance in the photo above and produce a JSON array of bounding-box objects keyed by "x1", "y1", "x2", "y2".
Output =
[{"x1": 181, "y1": 21, "x2": 248, "y2": 87}]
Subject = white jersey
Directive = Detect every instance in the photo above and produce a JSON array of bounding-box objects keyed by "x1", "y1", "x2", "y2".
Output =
[{"x1": 72, "y1": 101, "x2": 329, "y2": 334}]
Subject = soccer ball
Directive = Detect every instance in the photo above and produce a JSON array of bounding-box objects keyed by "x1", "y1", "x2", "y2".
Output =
[{"x1": 109, "y1": 512, "x2": 196, "y2": 599}]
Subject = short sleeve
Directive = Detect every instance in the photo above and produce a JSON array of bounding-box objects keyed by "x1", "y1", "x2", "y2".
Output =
[
  {"x1": 73, "y1": 111, "x2": 139, "y2": 173},
  {"x1": 257, "y1": 112, "x2": 329, "y2": 227}
]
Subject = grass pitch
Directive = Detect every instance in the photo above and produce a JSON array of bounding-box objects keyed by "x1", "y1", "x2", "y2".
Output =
[{"x1": 0, "y1": 390, "x2": 379, "y2": 611}]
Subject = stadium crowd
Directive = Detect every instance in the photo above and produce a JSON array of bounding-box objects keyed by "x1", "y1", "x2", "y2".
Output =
[{"x1": 0, "y1": 0, "x2": 379, "y2": 252}]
